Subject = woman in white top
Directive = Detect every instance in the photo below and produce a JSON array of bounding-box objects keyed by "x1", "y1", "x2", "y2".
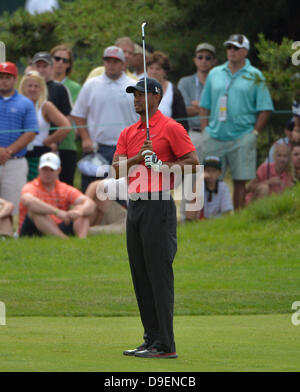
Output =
[
  {"x1": 146, "y1": 51, "x2": 189, "y2": 132},
  {"x1": 19, "y1": 71, "x2": 71, "y2": 180}
]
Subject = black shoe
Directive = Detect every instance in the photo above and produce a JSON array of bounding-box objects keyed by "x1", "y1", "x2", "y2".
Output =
[
  {"x1": 123, "y1": 342, "x2": 150, "y2": 356},
  {"x1": 134, "y1": 347, "x2": 178, "y2": 359}
]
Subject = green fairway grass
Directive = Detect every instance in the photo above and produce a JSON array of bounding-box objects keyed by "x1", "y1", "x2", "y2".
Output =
[
  {"x1": 0, "y1": 314, "x2": 299, "y2": 372},
  {"x1": 1, "y1": 187, "x2": 300, "y2": 371}
]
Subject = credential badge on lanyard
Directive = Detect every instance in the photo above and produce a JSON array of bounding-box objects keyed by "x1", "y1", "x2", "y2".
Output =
[{"x1": 219, "y1": 73, "x2": 235, "y2": 122}]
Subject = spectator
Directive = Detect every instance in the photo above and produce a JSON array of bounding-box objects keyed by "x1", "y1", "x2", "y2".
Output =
[
  {"x1": 86, "y1": 37, "x2": 137, "y2": 81},
  {"x1": 0, "y1": 198, "x2": 14, "y2": 238},
  {"x1": 19, "y1": 71, "x2": 72, "y2": 181},
  {"x1": 51, "y1": 44, "x2": 81, "y2": 187},
  {"x1": 178, "y1": 43, "x2": 217, "y2": 155},
  {"x1": 85, "y1": 177, "x2": 127, "y2": 231},
  {"x1": 186, "y1": 156, "x2": 233, "y2": 220},
  {"x1": 200, "y1": 34, "x2": 274, "y2": 210},
  {"x1": 31, "y1": 51, "x2": 74, "y2": 185},
  {"x1": 19, "y1": 152, "x2": 96, "y2": 238},
  {"x1": 72, "y1": 46, "x2": 138, "y2": 192},
  {"x1": 266, "y1": 118, "x2": 300, "y2": 163},
  {"x1": 131, "y1": 43, "x2": 150, "y2": 80},
  {"x1": 291, "y1": 143, "x2": 300, "y2": 183},
  {"x1": 0, "y1": 62, "x2": 37, "y2": 214},
  {"x1": 246, "y1": 143, "x2": 293, "y2": 203},
  {"x1": 25, "y1": 0, "x2": 59, "y2": 14},
  {"x1": 147, "y1": 51, "x2": 189, "y2": 131}
]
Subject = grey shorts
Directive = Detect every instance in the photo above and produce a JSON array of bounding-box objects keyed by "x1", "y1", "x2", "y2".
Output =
[{"x1": 202, "y1": 130, "x2": 257, "y2": 181}]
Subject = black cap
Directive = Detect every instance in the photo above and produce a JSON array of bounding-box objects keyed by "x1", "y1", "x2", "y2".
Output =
[
  {"x1": 126, "y1": 78, "x2": 163, "y2": 96},
  {"x1": 204, "y1": 156, "x2": 222, "y2": 170},
  {"x1": 32, "y1": 52, "x2": 53, "y2": 65}
]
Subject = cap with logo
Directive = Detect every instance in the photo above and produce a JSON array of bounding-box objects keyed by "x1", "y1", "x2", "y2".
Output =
[
  {"x1": 39, "y1": 152, "x2": 61, "y2": 171},
  {"x1": 204, "y1": 156, "x2": 222, "y2": 170},
  {"x1": 126, "y1": 77, "x2": 163, "y2": 96},
  {"x1": 103, "y1": 46, "x2": 125, "y2": 63},
  {"x1": 0, "y1": 62, "x2": 18, "y2": 77},
  {"x1": 224, "y1": 34, "x2": 250, "y2": 50},
  {"x1": 195, "y1": 43, "x2": 216, "y2": 56},
  {"x1": 32, "y1": 52, "x2": 53, "y2": 65}
]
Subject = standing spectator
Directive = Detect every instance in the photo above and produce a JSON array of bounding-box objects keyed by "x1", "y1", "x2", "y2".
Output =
[
  {"x1": 31, "y1": 52, "x2": 74, "y2": 185},
  {"x1": 51, "y1": 44, "x2": 81, "y2": 186},
  {"x1": 186, "y1": 156, "x2": 233, "y2": 220},
  {"x1": 19, "y1": 71, "x2": 72, "y2": 181},
  {"x1": 147, "y1": 51, "x2": 188, "y2": 131},
  {"x1": 86, "y1": 37, "x2": 137, "y2": 81},
  {"x1": 25, "y1": 0, "x2": 59, "y2": 14},
  {"x1": 0, "y1": 62, "x2": 37, "y2": 214},
  {"x1": 72, "y1": 46, "x2": 138, "y2": 192},
  {"x1": 131, "y1": 44, "x2": 150, "y2": 80},
  {"x1": 200, "y1": 34, "x2": 274, "y2": 209},
  {"x1": 291, "y1": 143, "x2": 300, "y2": 183},
  {"x1": 178, "y1": 43, "x2": 216, "y2": 155},
  {"x1": 0, "y1": 198, "x2": 14, "y2": 238},
  {"x1": 246, "y1": 143, "x2": 293, "y2": 203},
  {"x1": 19, "y1": 152, "x2": 96, "y2": 238}
]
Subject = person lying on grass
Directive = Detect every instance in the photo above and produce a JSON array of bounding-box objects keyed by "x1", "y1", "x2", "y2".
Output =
[
  {"x1": 246, "y1": 143, "x2": 293, "y2": 204},
  {"x1": 18, "y1": 152, "x2": 96, "y2": 238},
  {"x1": 0, "y1": 198, "x2": 14, "y2": 238},
  {"x1": 186, "y1": 156, "x2": 233, "y2": 220}
]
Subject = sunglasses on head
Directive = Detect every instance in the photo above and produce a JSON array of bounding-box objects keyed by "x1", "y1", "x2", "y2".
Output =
[
  {"x1": 53, "y1": 56, "x2": 70, "y2": 64},
  {"x1": 197, "y1": 55, "x2": 213, "y2": 61},
  {"x1": 226, "y1": 45, "x2": 241, "y2": 51}
]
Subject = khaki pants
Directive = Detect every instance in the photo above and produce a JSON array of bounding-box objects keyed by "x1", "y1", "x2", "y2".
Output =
[{"x1": 0, "y1": 158, "x2": 28, "y2": 215}]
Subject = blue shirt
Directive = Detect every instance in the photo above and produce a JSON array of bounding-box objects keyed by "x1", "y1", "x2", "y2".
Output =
[
  {"x1": 0, "y1": 91, "x2": 38, "y2": 157},
  {"x1": 200, "y1": 59, "x2": 274, "y2": 141}
]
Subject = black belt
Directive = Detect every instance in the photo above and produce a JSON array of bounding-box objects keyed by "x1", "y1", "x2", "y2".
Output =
[{"x1": 129, "y1": 191, "x2": 171, "y2": 201}]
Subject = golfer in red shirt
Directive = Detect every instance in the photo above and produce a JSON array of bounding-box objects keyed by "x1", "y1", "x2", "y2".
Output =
[{"x1": 113, "y1": 78, "x2": 199, "y2": 358}]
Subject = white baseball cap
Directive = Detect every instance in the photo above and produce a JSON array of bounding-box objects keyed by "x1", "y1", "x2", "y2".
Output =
[
  {"x1": 224, "y1": 34, "x2": 250, "y2": 50},
  {"x1": 39, "y1": 152, "x2": 61, "y2": 170}
]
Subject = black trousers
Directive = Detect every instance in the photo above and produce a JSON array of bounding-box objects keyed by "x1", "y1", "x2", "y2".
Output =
[
  {"x1": 126, "y1": 196, "x2": 177, "y2": 352},
  {"x1": 59, "y1": 150, "x2": 77, "y2": 186}
]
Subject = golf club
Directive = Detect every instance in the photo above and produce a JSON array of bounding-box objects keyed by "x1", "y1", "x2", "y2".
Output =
[
  {"x1": 0, "y1": 41, "x2": 5, "y2": 63},
  {"x1": 141, "y1": 21, "x2": 150, "y2": 140}
]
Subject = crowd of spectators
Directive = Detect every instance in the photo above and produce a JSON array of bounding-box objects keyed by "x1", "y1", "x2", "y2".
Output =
[{"x1": 0, "y1": 33, "x2": 299, "y2": 239}]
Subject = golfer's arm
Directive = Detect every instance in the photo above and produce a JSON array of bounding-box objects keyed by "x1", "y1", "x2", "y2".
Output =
[
  {"x1": 162, "y1": 151, "x2": 200, "y2": 173},
  {"x1": 21, "y1": 193, "x2": 61, "y2": 215},
  {"x1": 112, "y1": 154, "x2": 143, "y2": 179},
  {"x1": 254, "y1": 110, "x2": 272, "y2": 133}
]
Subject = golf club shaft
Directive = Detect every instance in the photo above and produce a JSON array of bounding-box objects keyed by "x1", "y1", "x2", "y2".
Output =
[{"x1": 141, "y1": 22, "x2": 150, "y2": 140}]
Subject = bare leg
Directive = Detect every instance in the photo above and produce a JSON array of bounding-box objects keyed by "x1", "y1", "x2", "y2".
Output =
[
  {"x1": 30, "y1": 213, "x2": 68, "y2": 238},
  {"x1": 253, "y1": 183, "x2": 269, "y2": 201},
  {"x1": 233, "y1": 180, "x2": 246, "y2": 210},
  {"x1": 73, "y1": 216, "x2": 90, "y2": 238}
]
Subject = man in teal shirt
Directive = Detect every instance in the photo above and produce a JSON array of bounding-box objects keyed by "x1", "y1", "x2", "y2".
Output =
[{"x1": 200, "y1": 34, "x2": 274, "y2": 209}]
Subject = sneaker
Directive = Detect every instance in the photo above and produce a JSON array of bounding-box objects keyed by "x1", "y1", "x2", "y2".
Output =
[
  {"x1": 134, "y1": 347, "x2": 178, "y2": 359},
  {"x1": 123, "y1": 342, "x2": 150, "y2": 356}
]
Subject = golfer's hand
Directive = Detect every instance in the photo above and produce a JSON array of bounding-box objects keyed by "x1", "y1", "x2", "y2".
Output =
[
  {"x1": 137, "y1": 140, "x2": 153, "y2": 162},
  {"x1": 142, "y1": 150, "x2": 162, "y2": 172}
]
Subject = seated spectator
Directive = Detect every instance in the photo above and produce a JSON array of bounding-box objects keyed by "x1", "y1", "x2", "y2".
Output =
[
  {"x1": 266, "y1": 117, "x2": 300, "y2": 163},
  {"x1": 85, "y1": 177, "x2": 127, "y2": 232},
  {"x1": 0, "y1": 198, "x2": 14, "y2": 238},
  {"x1": 246, "y1": 143, "x2": 293, "y2": 203},
  {"x1": 186, "y1": 156, "x2": 233, "y2": 220},
  {"x1": 291, "y1": 143, "x2": 300, "y2": 184},
  {"x1": 19, "y1": 71, "x2": 72, "y2": 181},
  {"x1": 19, "y1": 153, "x2": 96, "y2": 238},
  {"x1": 147, "y1": 51, "x2": 188, "y2": 131}
]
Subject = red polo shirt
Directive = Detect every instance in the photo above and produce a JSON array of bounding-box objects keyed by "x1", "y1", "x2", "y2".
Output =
[{"x1": 114, "y1": 110, "x2": 195, "y2": 193}]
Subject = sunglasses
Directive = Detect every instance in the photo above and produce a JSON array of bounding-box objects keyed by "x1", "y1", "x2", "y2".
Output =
[
  {"x1": 226, "y1": 45, "x2": 241, "y2": 51},
  {"x1": 53, "y1": 56, "x2": 70, "y2": 64},
  {"x1": 197, "y1": 55, "x2": 213, "y2": 61}
]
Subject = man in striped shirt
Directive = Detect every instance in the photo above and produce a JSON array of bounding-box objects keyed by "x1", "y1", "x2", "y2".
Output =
[{"x1": 19, "y1": 152, "x2": 96, "y2": 238}]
